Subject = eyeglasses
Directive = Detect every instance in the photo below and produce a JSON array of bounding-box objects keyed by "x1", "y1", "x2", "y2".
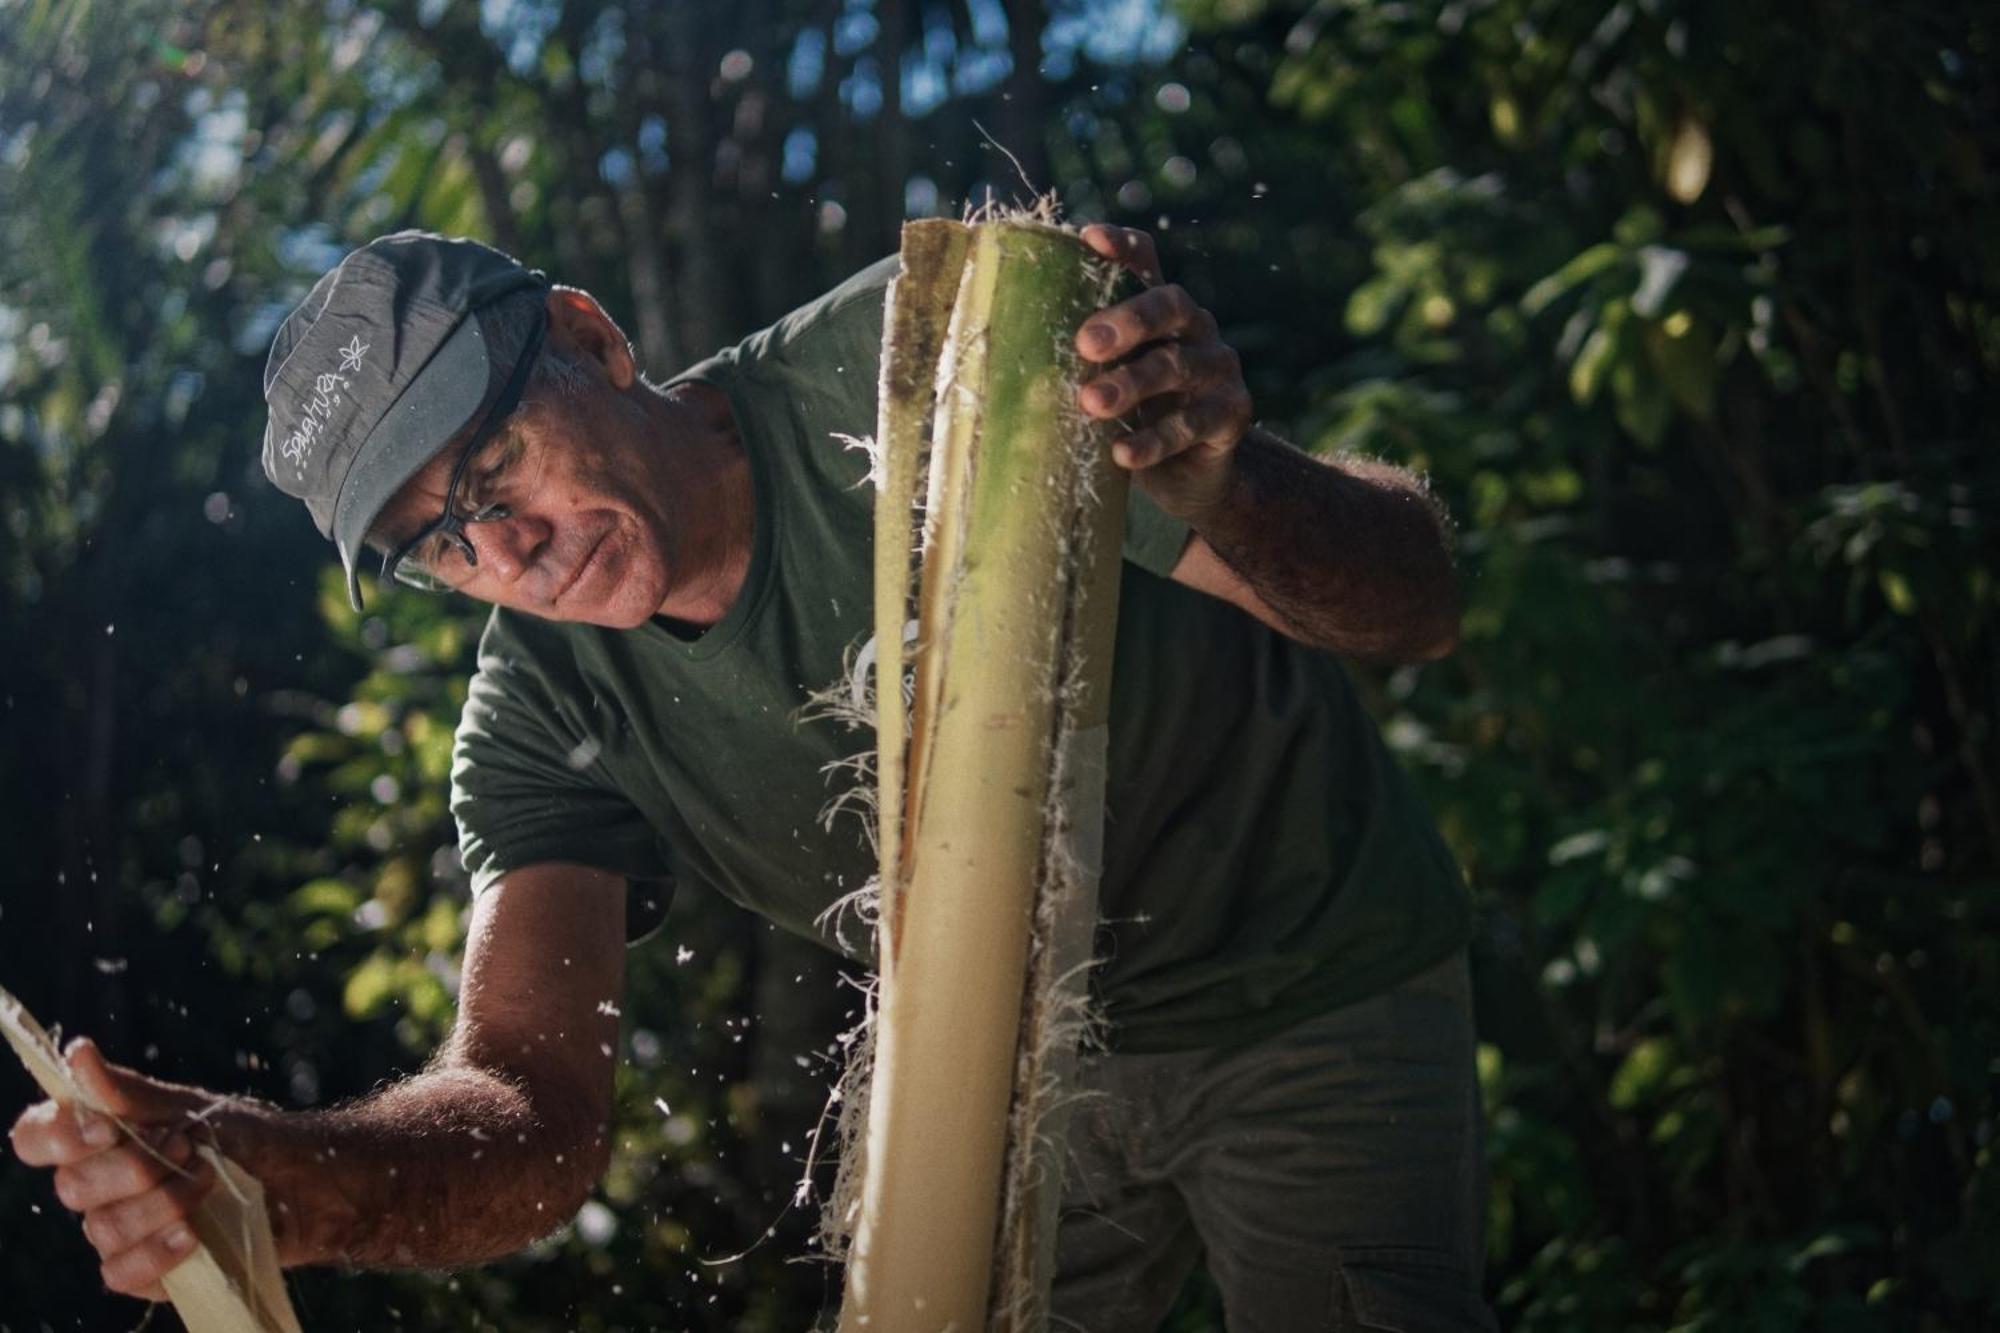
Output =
[{"x1": 380, "y1": 312, "x2": 547, "y2": 593}]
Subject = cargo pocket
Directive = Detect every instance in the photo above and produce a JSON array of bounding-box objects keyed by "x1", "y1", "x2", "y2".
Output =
[{"x1": 1334, "y1": 1246, "x2": 1498, "y2": 1332}]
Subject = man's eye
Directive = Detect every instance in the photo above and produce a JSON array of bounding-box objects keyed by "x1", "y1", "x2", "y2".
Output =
[
  {"x1": 464, "y1": 440, "x2": 522, "y2": 511},
  {"x1": 414, "y1": 530, "x2": 463, "y2": 570}
]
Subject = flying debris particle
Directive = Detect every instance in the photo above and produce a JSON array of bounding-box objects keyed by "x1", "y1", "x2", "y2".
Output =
[
  {"x1": 92, "y1": 957, "x2": 128, "y2": 975},
  {"x1": 1154, "y1": 81, "x2": 1191, "y2": 113},
  {"x1": 576, "y1": 1199, "x2": 618, "y2": 1246},
  {"x1": 654, "y1": 1097, "x2": 672, "y2": 1117},
  {"x1": 596, "y1": 999, "x2": 622, "y2": 1016},
  {"x1": 676, "y1": 946, "x2": 695, "y2": 965}
]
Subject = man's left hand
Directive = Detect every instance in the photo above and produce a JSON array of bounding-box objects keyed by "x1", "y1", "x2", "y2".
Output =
[{"x1": 1075, "y1": 224, "x2": 1254, "y2": 521}]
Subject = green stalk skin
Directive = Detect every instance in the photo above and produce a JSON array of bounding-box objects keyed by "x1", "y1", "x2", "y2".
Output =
[{"x1": 988, "y1": 260, "x2": 1127, "y2": 1330}]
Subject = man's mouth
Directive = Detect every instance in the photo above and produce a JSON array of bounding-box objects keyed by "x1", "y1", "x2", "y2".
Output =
[{"x1": 553, "y1": 532, "x2": 608, "y2": 606}]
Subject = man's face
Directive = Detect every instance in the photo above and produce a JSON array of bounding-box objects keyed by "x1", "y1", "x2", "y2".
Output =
[{"x1": 376, "y1": 371, "x2": 685, "y2": 629}]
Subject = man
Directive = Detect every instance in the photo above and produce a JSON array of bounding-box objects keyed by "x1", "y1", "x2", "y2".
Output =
[{"x1": 10, "y1": 228, "x2": 1494, "y2": 1330}]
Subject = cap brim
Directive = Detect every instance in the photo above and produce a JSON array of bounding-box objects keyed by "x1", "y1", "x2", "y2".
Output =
[{"x1": 330, "y1": 314, "x2": 495, "y2": 610}]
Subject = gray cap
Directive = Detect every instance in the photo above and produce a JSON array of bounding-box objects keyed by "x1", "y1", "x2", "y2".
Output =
[{"x1": 261, "y1": 230, "x2": 548, "y2": 608}]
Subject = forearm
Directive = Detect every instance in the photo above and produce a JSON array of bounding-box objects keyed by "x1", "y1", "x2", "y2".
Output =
[
  {"x1": 216, "y1": 1060, "x2": 609, "y2": 1270},
  {"x1": 1188, "y1": 427, "x2": 1461, "y2": 662}
]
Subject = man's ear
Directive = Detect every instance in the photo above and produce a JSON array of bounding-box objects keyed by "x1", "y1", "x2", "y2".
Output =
[{"x1": 546, "y1": 286, "x2": 638, "y2": 390}]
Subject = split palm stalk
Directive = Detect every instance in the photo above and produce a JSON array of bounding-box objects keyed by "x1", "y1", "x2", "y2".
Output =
[
  {"x1": 0, "y1": 986, "x2": 302, "y2": 1332},
  {"x1": 838, "y1": 216, "x2": 1128, "y2": 1332}
]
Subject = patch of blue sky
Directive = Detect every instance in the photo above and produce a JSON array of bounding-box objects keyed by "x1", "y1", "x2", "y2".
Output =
[
  {"x1": 638, "y1": 115, "x2": 669, "y2": 174},
  {"x1": 578, "y1": 8, "x2": 626, "y2": 87},
  {"x1": 599, "y1": 147, "x2": 636, "y2": 189},
  {"x1": 1047, "y1": 0, "x2": 1183, "y2": 69},
  {"x1": 174, "y1": 90, "x2": 248, "y2": 200},
  {"x1": 841, "y1": 56, "x2": 884, "y2": 120},
  {"x1": 964, "y1": 0, "x2": 1008, "y2": 47},
  {"x1": 789, "y1": 26, "x2": 828, "y2": 99},
  {"x1": 479, "y1": 0, "x2": 563, "y2": 76},
  {"x1": 953, "y1": 46, "x2": 1011, "y2": 97},
  {"x1": 834, "y1": 7, "x2": 880, "y2": 57},
  {"x1": 905, "y1": 55, "x2": 949, "y2": 118},
  {"x1": 905, "y1": 175, "x2": 940, "y2": 217},
  {"x1": 782, "y1": 128, "x2": 818, "y2": 185},
  {"x1": 923, "y1": 11, "x2": 956, "y2": 65}
]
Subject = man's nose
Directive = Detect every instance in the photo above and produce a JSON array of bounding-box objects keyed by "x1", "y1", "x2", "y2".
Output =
[{"x1": 467, "y1": 514, "x2": 550, "y2": 583}]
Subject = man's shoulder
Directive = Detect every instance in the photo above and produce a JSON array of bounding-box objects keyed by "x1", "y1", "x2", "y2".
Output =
[
  {"x1": 468, "y1": 605, "x2": 595, "y2": 707},
  {"x1": 683, "y1": 256, "x2": 897, "y2": 385},
  {"x1": 769, "y1": 254, "x2": 899, "y2": 347}
]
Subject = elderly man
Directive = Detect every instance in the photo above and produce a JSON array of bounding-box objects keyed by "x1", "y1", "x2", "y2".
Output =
[{"x1": 10, "y1": 227, "x2": 1494, "y2": 1331}]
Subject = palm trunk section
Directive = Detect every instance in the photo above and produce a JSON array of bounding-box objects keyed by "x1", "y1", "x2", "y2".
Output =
[{"x1": 837, "y1": 221, "x2": 1126, "y2": 1332}]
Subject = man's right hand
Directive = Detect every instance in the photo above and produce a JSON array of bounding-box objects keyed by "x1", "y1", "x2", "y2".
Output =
[{"x1": 9, "y1": 1038, "x2": 221, "y2": 1301}]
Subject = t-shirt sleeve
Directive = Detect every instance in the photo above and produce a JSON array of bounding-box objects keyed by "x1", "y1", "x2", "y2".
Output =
[
  {"x1": 1121, "y1": 485, "x2": 1191, "y2": 578},
  {"x1": 451, "y1": 623, "x2": 673, "y2": 916}
]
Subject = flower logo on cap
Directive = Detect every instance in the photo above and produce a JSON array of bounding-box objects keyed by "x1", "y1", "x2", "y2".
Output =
[{"x1": 337, "y1": 335, "x2": 370, "y2": 374}]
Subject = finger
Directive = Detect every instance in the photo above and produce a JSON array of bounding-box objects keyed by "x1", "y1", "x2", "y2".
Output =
[
  {"x1": 1076, "y1": 285, "x2": 1213, "y2": 363},
  {"x1": 54, "y1": 1130, "x2": 195, "y2": 1213},
  {"x1": 66, "y1": 1039, "x2": 138, "y2": 1119},
  {"x1": 11, "y1": 1099, "x2": 119, "y2": 1167},
  {"x1": 1115, "y1": 391, "x2": 1253, "y2": 469},
  {"x1": 66, "y1": 1037, "x2": 204, "y2": 1124},
  {"x1": 99, "y1": 1220, "x2": 199, "y2": 1301},
  {"x1": 83, "y1": 1154, "x2": 215, "y2": 1259},
  {"x1": 1078, "y1": 224, "x2": 1162, "y2": 285},
  {"x1": 1081, "y1": 340, "x2": 1238, "y2": 418}
]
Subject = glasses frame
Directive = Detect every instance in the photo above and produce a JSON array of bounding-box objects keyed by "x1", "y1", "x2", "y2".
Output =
[{"x1": 380, "y1": 309, "x2": 548, "y2": 592}]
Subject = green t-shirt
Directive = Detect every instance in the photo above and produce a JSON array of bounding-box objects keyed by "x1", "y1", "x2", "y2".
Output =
[{"x1": 451, "y1": 256, "x2": 1471, "y2": 1053}]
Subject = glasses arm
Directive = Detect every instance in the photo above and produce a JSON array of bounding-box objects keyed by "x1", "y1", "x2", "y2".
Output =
[{"x1": 379, "y1": 310, "x2": 548, "y2": 586}]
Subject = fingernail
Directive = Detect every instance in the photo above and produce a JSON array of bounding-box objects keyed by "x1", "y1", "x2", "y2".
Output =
[
  {"x1": 1083, "y1": 323, "x2": 1114, "y2": 353},
  {"x1": 1086, "y1": 383, "x2": 1119, "y2": 413},
  {"x1": 165, "y1": 1224, "x2": 195, "y2": 1252},
  {"x1": 80, "y1": 1116, "x2": 116, "y2": 1149}
]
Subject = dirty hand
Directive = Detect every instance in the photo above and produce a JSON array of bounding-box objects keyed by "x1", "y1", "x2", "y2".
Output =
[
  {"x1": 8, "y1": 1038, "x2": 219, "y2": 1301},
  {"x1": 1075, "y1": 223, "x2": 1255, "y2": 521}
]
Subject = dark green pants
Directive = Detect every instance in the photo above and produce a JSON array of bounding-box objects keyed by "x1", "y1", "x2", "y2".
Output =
[{"x1": 1050, "y1": 952, "x2": 1497, "y2": 1332}]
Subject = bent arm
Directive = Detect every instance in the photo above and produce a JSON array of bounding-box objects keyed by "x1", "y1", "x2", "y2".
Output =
[
  {"x1": 1169, "y1": 426, "x2": 1461, "y2": 663},
  {"x1": 236, "y1": 862, "x2": 627, "y2": 1269},
  {"x1": 14, "y1": 867, "x2": 630, "y2": 1295},
  {"x1": 1065, "y1": 228, "x2": 1459, "y2": 664}
]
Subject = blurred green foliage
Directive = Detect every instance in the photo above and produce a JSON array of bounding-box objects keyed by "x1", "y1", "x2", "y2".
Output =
[{"x1": 1, "y1": 0, "x2": 1995, "y2": 1329}]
